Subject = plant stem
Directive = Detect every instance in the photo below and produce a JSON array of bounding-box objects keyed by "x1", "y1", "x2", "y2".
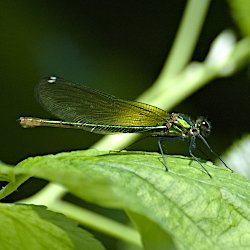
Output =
[
  {"x1": 50, "y1": 200, "x2": 142, "y2": 247},
  {"x1": 94, "y1": 0, "x2": 211, "y2": 150},
  {"x1": 157, "y1": 0, "x2": 210, "y2": 81}
]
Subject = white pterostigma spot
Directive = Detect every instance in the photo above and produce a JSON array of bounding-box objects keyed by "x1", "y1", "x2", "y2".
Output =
[{"x1": 47, "y1": 76, "x2": 57, "y2": 84}]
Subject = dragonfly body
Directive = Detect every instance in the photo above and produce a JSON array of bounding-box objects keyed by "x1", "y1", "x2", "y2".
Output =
[
  {"x1": 19, "y1": 112, "x2": 207, "y2": 139},
  {"x1": 19, "y1": 75, "x2": 232, "y2": 177}
]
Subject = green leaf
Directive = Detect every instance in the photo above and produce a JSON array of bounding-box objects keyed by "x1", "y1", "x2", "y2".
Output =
[
  {"x1": 2, "y1": 149, "x2": 250, "y2": 250},
  {"x1": 0, "y1": 203, "x2": 105, "y2": 250},
  {"x1": 127, "y1": 211, "x2": 176, "y2": 250},
  {"x1": 222, "y1": 134, "x2": 250, "y2": 178},
  {"x1": 0, "y1": 161, "x2": 31, "y2": 199},
  {"x1": 0, "y1": 162, "x2": 15, "y2": 182}
]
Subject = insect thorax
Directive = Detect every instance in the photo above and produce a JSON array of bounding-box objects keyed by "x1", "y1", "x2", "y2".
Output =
[{"x1": 166, "y1": 113, "x2": 193, "y2": 137}]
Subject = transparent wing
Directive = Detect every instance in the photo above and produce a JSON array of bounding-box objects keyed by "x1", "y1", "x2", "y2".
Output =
[{"x1": 36, "y1": 76, "x2": 169, "y2": 129}]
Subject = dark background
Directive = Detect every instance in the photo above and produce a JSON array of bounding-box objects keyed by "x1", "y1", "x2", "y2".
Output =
[
  {"x1": 1, "y1": 1, "x2": 249, "y2": 164},
  {"x1": 0, "y1": 1, "x2": 249, "y2": 248}
]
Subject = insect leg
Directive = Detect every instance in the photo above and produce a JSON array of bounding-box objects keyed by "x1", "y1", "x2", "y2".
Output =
[
  {"x1": 189, "y1": 136, "x2": 212, "y2": 178},
  {"x1": 158, "y1": 136, "x2": 184, "y2": 171},
  {"x1": 158, "y1": 138, "x2": 168, "y2": 171},
  {"x1": 197, "y1": 134, "x2": 233, "y2": 172}
]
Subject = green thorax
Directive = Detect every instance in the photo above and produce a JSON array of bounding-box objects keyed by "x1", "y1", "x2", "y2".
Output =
[{"x1": 168, "y1": 113, "x2": 193, "y2": 137}]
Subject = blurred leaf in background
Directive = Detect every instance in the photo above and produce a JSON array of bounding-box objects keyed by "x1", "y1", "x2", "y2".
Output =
[{"x1": 228, "y1": 0, "x2": 250, "y2": 36}]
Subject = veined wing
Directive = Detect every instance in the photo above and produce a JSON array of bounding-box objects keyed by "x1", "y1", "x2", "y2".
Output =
[{"x1": 36, "y1": 76, "x2": 169, "y2": 130}]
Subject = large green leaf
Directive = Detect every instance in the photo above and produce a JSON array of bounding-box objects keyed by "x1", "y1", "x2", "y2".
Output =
[
  {"x1": 1, "y1": 150, "x2": 250, "y2": 250},
  {"x1": 0, "y1": 203, "x2": 105, "y2": 250}
]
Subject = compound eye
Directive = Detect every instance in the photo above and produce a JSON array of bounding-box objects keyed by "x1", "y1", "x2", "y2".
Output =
[
  {"x1": 200, "y1": 119, "x2": 211, "y2": 136},
  {"x1": 201, "y1": 120, "x2": 208, "y2": 129}
]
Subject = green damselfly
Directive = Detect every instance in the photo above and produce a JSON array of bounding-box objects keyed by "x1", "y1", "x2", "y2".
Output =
[{"x1": 19, "y1": 76, "x2": 233, "y2": 177}]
